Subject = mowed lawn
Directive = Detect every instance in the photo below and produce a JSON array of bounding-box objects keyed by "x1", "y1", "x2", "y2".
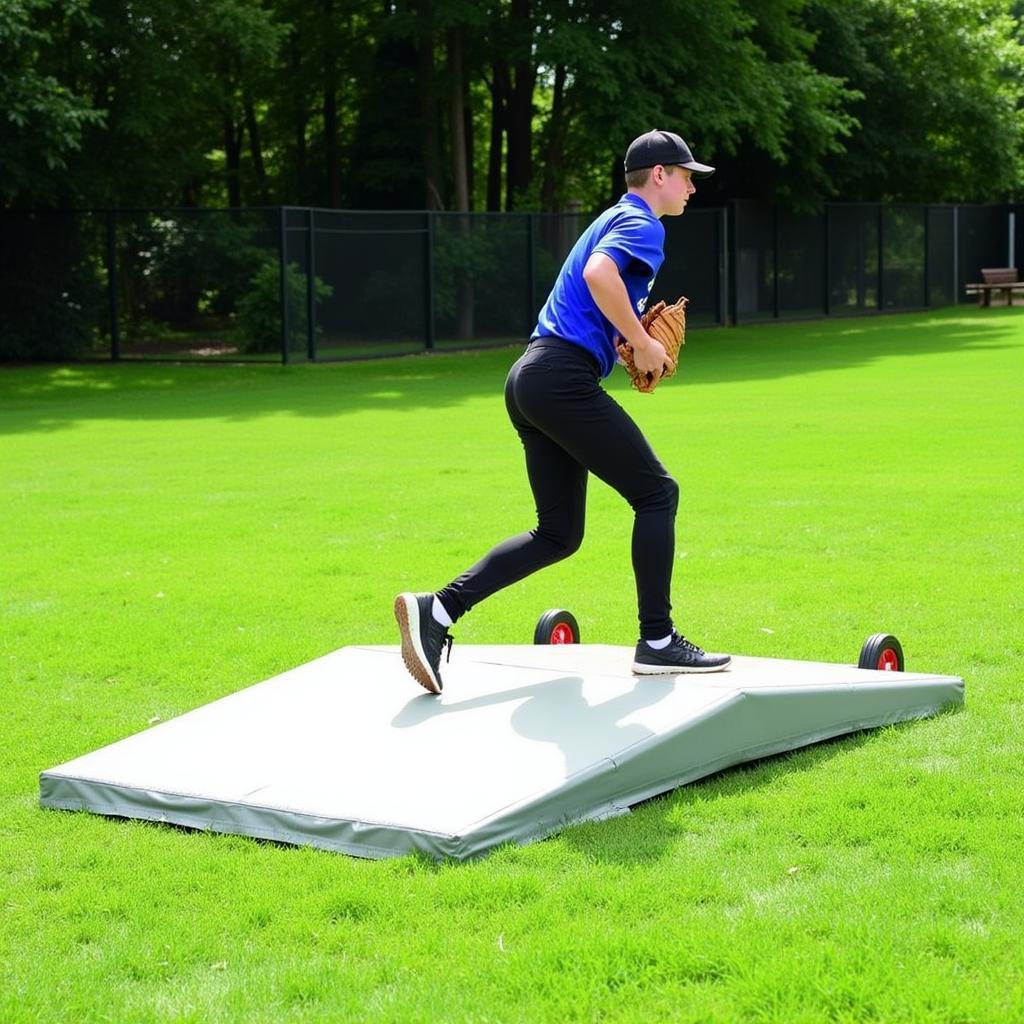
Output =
[{"x1": 1, "y1": 306, "x2": 1022, "y2": 1023}]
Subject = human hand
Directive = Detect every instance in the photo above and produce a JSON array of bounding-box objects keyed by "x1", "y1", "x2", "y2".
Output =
[
  {"x1": 617, "y1": 296, "x2": 687, "y2": 394},
  {"x1": 626, "y1": 333, "x2": 673, "y2": 385}
]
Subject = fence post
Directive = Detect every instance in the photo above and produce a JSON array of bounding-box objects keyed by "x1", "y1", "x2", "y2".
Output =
[
  {"x1": 728, "y1": 201, "x2": 738, "y2": 325},
  {"x1": 953, "y1": 205, "x2": 959, "y2": 303},
  {"x1": 823, "y1": 205, "x2": 831, "y2": 317},
  {"x1": 772, "y1": 202, "x2": 780, "y2": 319},
  {"x1": 306, "y1": 208, "x2": 316, "y2": 361},
  {"x1": 424, "y1": 212, "x2": 436, "y2": 351},
  {"x1": 877, "y1": 204, "x2": 884, "y2": 311},
  {"x1": 718, "y1": 206, "x2": 728, "y2": 326},
  {"x1": 105, "y1": 210, "x2": 120, "y2": 361},
  {"x1": 922, "y1": 206, "x2": 930, "y2": 308},
  {"x1": 279, "y1": 206, "x2": 290, "y2": 364}
]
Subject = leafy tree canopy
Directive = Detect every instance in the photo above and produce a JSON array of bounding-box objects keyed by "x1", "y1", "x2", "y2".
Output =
[{"x1": 2, "y1": 0, "x2": 1023, "y2": 211}]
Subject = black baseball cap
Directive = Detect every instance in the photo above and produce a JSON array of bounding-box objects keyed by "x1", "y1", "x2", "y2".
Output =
[{"x1": 624, "y1": 130, "x2": 715, "y2": 177}]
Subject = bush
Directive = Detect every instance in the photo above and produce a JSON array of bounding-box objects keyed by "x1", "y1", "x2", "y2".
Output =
[
  {"x1": 118, "y1": 212, "x2": 274, "y2": 328},
  {"x1": 237, "y1": 259, "x2": 333, "y2": 354}
]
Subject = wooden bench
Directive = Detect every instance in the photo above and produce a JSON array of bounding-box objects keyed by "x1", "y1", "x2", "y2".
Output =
[{"x1": 965, "y1": 268, "x2": 1024, "y2": 306}]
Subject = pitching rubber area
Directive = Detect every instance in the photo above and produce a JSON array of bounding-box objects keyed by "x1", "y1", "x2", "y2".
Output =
[{"x1": 40, "y1": 644, "x2": 964, "y2": 861}]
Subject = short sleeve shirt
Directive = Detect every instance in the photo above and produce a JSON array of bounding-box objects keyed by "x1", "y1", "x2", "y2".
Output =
[{"x1": 531, "y1": 193, "x2": 665, "y2": 377}]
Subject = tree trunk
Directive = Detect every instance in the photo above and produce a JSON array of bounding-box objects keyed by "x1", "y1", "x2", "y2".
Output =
[
  {"x1": 290, "y1": 38, "x2": 308, "y2": 196},
  {"x1": 323, "y1": 85, "x2": 340, "y2": 207},
  {"x1": 179, "y1": 176, "x2": 201, "y2": 207},
  {"x1": 487, "y1": 61, "x2": 509, "y2": 212},
  {"x1": 448, "y1": 27, "x2": 473, "y2": 340},
  {"x1": 322, "y1": 0, "x2": 341, "y2": 207},
  {"x1": 223, "y1": 116, "x2": 242, "y2": 208},
  {"x1": 415, "y1": 0, "x2": 443, "y2": 209},
  {"x1": 463, "y1": 74, "x2": 474, "y2": 208},
  {"x1": 244, "y1": 92, "x2": 269, "y2": 205},
  {"x1": 449, "y1": 28, "x2": 469, "y2": 213},
  {"x1": 504, "y1": 0, "x2": 535, "y2": 210},
  {"x1": 540, "y1": 63, "x2": 567, "y2": 212}
]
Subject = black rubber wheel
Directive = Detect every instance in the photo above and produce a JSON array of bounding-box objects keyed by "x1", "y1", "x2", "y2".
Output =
[
  {"x1": 534, "y1": 609, "x2": 580, "y2": 645},
  {"x1": 858, "y1": 633, "x2": 904, "y2": 672}
]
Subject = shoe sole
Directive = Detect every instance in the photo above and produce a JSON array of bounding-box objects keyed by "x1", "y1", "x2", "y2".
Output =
[
  {"x1": 394, "y1": 594, "x2": 442, "y2": 694},
  {"x1": 632, "y1": 657, "x2": 731, "y2": 675}
]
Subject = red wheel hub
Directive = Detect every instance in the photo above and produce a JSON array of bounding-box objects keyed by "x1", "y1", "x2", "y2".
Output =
[
  {"x1": 550, "y1": 622, "x2": 575, "y2": 644},
  {"x1": 878, "y1": 647, "x2": 899, "y2": 671}
]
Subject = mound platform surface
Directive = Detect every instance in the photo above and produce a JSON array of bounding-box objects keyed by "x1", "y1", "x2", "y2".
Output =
[{"x1": 40, "y1": 644, "x2": 964, "y2": 860}]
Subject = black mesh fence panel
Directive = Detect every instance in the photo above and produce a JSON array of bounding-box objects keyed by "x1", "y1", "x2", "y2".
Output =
[
  {"x1": 927, "y1": 207, "x2": 956, "y2": 307},
  {"x1": 957, "y1": 205, "x2": 1010, "y2": 300},
  {"x1": 281, "y1": 208, "x2": 312, "y2": 361},
  {"x1": 110, "y1": 208, "x2": 280, "y2": 360},
  {"x1": 827, "y1": 205, "x2": 878, "y2": 314},
  {"x1": 778, "y1": 210, "x2": 825, "y2": 319},
  {"x1": 1012, "y1": 204, "x2": 1024, "y2": 280},
  {"x1": 660, "y1": 209, "x2": 722, "y2": 326},
  {"x1": 533, "y1": 212, "x2": 586, "y2": 314},
  {"x1": 3, "y1": 201, "x2": 1007, "y2": 363},
  {"x1": 882, "y1": 205, "x2": 926, "y2": 310},
  {"x1": 290, "y1": 210, "x2": 428, "y2": 360},
  {"x1": 732, "y1": 200, "x2": 776, "y2": 321},
  {"x1": 0, "y1": 210, "x2": 107, "y2": 360},
  {"x1": 432, "y1": 213, "x2": 531, "y2": 347}
]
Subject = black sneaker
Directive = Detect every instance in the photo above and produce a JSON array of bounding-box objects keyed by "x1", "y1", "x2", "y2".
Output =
[
  {"x1": 632, "y1": 633, "x2": 731, "y2": 675},
  {"x1": 394, "y1": 592, "x2": 454, "y2": 694}
]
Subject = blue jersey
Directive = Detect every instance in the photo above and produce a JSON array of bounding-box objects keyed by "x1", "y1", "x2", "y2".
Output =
[{"x1": 531, "y1": 193, "x2": 665, "y2": 377}]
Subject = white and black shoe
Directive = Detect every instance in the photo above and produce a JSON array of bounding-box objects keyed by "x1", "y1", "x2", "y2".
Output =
[
  {"x1": 394, "y1": 592, "x2": 454, "y2": 694},
  {"x1": 632, "y1": 633, "x2": 731, "y2": 674}
]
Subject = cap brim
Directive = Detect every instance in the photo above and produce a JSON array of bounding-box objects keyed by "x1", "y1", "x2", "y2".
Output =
[{"x1": 681, "y1": 161, "x2": 715, "y2": 178}]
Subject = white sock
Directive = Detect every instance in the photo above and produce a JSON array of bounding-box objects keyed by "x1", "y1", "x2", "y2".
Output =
[
  {"x1": 646, "y1": 634, "x2": 673, "y2": 650},
  {"x1": 432, "y1": 596, "x2": 453, "y2": 628}
]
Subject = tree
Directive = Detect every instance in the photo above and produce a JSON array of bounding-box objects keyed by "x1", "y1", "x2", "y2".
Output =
[
  {"x1": 0, "y1": 0, "x2": 105, "y2": 206},
  {"x1": 3, "y1": 0, "x2": 1024, "y2": 214},
  {"x1": 345, "y1": 3, "x2": 429, "y2": 210},
  {"x1": 195, "y1": 0, "x2": 288, "y2": 208},
  {"x1": 805, "y1": 0, "x2": 1024, "y2": 203},
  {"x1": 521, "y1": 0, "x2": 857, "y2": 211}
]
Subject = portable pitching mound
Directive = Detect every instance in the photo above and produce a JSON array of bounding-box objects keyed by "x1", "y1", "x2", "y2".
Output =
[{"x1": 39, "y1": 643, "x2": 963, "y2": 861}]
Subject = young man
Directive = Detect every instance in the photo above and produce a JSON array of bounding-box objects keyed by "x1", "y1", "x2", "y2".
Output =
[{"x1": 396, "y1": 129, "x2": 731, "y2": 693}]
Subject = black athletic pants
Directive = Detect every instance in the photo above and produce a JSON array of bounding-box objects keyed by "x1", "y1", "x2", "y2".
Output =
[{"x1": 437, "y1": 337, "x2": 679, "y2": 641}]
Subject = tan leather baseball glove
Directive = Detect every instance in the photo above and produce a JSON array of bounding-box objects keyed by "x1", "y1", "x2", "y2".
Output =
[{"x1": 617, "y1": 296, "x2": 688, "y2": 393}]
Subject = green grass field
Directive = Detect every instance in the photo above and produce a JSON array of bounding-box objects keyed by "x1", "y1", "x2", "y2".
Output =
[{"x1": 2, "y1": 307, "x2": 1022, "y2": 1022}]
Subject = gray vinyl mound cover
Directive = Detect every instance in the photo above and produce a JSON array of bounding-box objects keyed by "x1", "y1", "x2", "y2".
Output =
[{"x1": 40, "y1": 644, "x2": 964, "y2": 861}]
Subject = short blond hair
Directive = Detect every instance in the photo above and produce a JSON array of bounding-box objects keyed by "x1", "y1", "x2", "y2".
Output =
[{"x1": 624, "y1": 164, "x2": 678, "y2": 189}]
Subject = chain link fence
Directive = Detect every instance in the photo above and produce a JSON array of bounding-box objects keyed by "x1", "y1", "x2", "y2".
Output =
[
  {"x1": 728, "y1": 202, "x2": 1013, "y2": 322},
  {"x1": 1, "y1": 202, "x2": 1018, "y2": 362}
]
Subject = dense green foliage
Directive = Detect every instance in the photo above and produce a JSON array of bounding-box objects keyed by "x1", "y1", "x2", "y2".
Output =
[
  {"x1": 2, "y1": 0, "x2": 1024, "y2": 212},
  {"x1": 237, "y1": 260, "x2": 333, "y2": 353},
  {"x1": 1, "y1": 308, "x2": 1023, "y2": 1021}
]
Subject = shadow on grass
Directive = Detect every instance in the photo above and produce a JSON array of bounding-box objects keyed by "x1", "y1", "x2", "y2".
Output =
[
  {"x1": 0, "y1": 306, "x2": 1019, "y2": 435},
  {"x1": 683, "y1": 306, "x2": 1020, "y2": 387},
  {"x1": 557, "y1": 717, "x2": 927, "y2": 867},
  {"x1": 0, "y1": 344, "x2": 526, "y2": 436}
]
